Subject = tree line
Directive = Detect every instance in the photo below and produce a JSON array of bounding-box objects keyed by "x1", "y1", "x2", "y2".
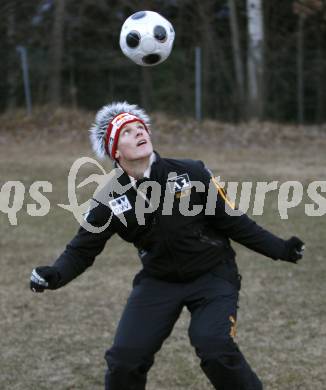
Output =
[{"x1": 1, "y1": 0, "x2": 326, "y2": 123}]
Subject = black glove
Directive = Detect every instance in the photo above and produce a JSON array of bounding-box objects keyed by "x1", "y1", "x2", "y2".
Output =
[
  {"x1": 280, "y1": 236, "x2": 305, "y2": 263},
  {"x1": 30, "y1": 266, "x2": 61, "y2": 293}
]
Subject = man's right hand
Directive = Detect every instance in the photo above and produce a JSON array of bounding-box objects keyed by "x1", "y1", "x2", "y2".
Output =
[{"x1": 30, "y1": 266, "x2": 60, "y2": 292}]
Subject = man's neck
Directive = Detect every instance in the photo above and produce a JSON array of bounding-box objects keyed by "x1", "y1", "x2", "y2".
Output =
[{"x1": 118, "y1": 153, "x2": 155, "y2": 180}]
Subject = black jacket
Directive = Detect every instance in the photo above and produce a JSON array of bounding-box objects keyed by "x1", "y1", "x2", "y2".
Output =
[{"x1": 53, "y1": 152, "x2": 286, "y2": 287}]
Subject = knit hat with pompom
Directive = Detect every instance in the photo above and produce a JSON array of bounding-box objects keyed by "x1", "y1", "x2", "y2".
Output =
[{"x1": 89, "y1": 101, "x2": 150, "y2": 160}]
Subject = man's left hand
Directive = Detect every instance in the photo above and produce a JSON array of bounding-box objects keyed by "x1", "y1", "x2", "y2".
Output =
[{"x1": 280, "y1": 236, "x2": 305, "y2": 263}]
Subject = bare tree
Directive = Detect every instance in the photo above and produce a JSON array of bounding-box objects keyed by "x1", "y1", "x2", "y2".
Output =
[
  {"x1": 228, "y1": 0, "x2": 245, "y2": 113},
  {"x1": 293, "y1": 0, "x2": 325, "y2": 123},
  {"x1": 297, "y1": 14, "x2": 305, "y2": 124},
  {"x1": 293, "y1": 0, "x2": 324, "y2": 17},
  {"x1": 315, "y1": 21, "x2": 325, "y2": 124},
  {"x1": 196, "y1": 0, "x2": 234, "y2": 119},
  {"x1": 246, "y1": 0, "x2": 264, "y2": 119},
  {"x1": 48, "y1": 0, "x2": 65, "y2": 106},
  {"x1": 140, "y1": 67, "x2": 153, "y2": 110},
  {"x1": 6, "y1": 1, "x2": 18, "y2": 111}
]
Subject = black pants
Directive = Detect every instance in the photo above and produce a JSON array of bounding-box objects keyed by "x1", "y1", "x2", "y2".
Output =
[{"x1": 104, "y1": 267, "x2": 263, "y2": 390}]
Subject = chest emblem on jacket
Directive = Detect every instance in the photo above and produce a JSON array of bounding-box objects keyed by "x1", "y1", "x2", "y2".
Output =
[
  {"x1": 109, "y1": 195, "x2": 132, "y2": 215},
  {"x1": 167, "y1": 174, "x2": 191, "y2": 194}
]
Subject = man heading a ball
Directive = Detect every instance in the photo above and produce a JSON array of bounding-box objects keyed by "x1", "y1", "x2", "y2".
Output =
[{"x1": 30, "y1": 101, "x2": 305, "y2": 390}]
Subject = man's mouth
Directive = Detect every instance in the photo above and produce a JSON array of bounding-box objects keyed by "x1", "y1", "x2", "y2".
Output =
[{"x1": 137, "y1": 140, "x2": 147, "y2": 147}]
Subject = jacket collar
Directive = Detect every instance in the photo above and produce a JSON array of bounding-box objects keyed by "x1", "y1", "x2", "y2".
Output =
[{"x1": 114, "y1": 151, "x2": 161, "y2": 188}]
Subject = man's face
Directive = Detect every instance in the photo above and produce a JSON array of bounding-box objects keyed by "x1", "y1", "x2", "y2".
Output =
[{"x1": 115, "y1": 121, "x2": 153, "y2": 163}]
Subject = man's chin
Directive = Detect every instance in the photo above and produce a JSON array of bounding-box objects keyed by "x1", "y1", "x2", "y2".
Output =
[
  {"x1": 135, "y1": 147, "x2": 153, "y2": 160},
  {"x1": 118, "y1": 145, "x2": 153, "y2": 164}
]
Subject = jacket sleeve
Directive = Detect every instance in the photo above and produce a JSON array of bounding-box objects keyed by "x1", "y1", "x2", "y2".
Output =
[
  {"x1": 200, "y1": 163, "x2": 286, "y2": 260},
  {"x1": 52, "y1": 199, "x2": 116, "y2": 288}
]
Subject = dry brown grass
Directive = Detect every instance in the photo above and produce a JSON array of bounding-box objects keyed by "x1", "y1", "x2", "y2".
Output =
[{"x1": 0, "y1": 108, "x2": 325, "y2": 389}]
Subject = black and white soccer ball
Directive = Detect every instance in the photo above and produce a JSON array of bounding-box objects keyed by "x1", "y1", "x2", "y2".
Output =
[{"x1": 119, "y1": 10, "x2": 175, "y2": 67}]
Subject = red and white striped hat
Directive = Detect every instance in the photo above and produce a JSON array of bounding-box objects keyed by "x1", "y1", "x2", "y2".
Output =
[{"x1": 90, "y1": 101, "x2": 150, "y2": 160}]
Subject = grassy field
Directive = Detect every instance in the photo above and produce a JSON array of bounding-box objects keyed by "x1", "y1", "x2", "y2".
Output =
[{"x1": 0, "y1": 110, "x2": 325, "y2": 389}]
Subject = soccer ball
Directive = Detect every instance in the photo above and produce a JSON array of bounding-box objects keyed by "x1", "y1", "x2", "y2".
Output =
[{"x1": 119, "y1": 10, "x2": 175, "y2": 67}]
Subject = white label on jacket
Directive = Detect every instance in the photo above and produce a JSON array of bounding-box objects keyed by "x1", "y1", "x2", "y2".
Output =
[
  {"x1": 109, "y1": 195, "x2": 132, "y2": 215},
  {"x1": 168, "y1": 174, "x2": 191, "y2": 193}
]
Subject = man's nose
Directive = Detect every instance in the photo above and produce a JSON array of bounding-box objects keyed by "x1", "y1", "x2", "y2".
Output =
[{"x1": 136, "y1": 128, "x2": 144, "y2": 137}]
